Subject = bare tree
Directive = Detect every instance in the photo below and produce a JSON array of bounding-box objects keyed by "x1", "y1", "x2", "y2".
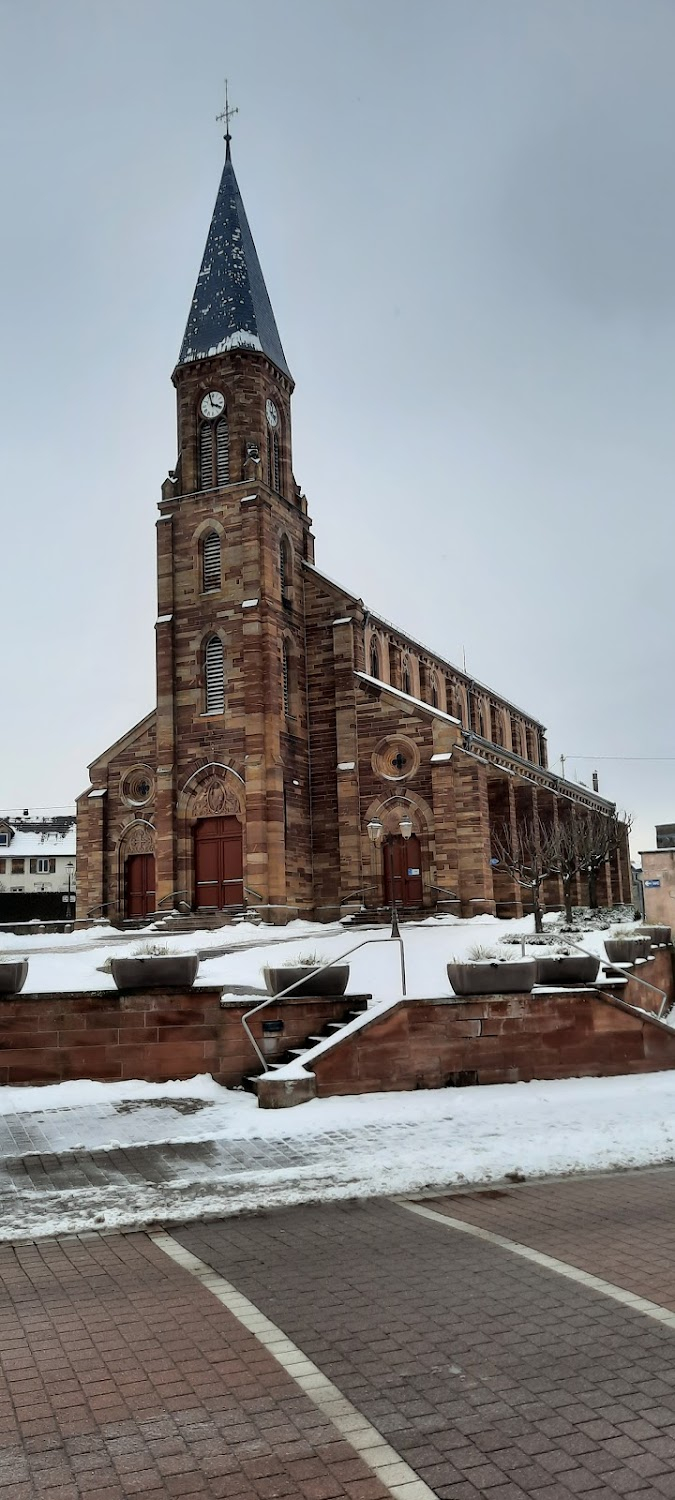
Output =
[
  {"x1": 547, "y1": 815, "x2": 583, "y2": 923},
  {"x1": 574, "y1": 809, "x2": 633, "y2": 910},
  {"x1": 491, "y1": 815, "x2": 558, "y2": 933}
]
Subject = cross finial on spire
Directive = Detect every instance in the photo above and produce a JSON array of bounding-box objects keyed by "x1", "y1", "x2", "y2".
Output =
[{"x1": 216, "y1": 80, "x2": 238, "y2": 160}]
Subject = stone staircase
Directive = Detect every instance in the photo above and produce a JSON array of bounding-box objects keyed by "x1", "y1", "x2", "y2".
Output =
[
  {"x1": 244, "y1": 995, "x2": 371, "y2": 1092},
  {"x1": 149, "y1": 908, "x2": 263, "y2": 934}
]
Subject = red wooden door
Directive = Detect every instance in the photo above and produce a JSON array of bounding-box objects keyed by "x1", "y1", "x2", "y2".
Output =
[
  {"x1": 125, "y1": 854, "x2": 156, "y2": 918},
  {"x1": 383, "y1": 835, "x2": 423, "y2": 908},
  {"x1": 194, "y1": 817, "x2": 243, "y2": 908}
]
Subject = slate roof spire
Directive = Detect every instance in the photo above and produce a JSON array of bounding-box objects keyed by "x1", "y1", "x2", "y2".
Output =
[{"x1": 178, "y1": 109, "x2": 291, "y2": 378}]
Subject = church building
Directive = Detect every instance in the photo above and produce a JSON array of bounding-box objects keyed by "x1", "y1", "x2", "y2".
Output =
[{"x1": 76, "y1": 129, "x2": 629, "y2": 926}]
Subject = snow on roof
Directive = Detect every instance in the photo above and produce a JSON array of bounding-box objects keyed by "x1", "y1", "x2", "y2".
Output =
[
  {"x1": 1, "y1": 828, "x2": 76, "y2": 856},
  {"x1": 355, "y1": 671, "x2": 461, "y2": 727}
]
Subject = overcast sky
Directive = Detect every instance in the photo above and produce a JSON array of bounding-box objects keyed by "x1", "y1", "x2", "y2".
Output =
[{"x1": 1, "y1": 0, "x2": 674, "y2": 857}]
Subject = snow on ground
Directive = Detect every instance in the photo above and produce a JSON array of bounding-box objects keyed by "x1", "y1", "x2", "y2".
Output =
[
  {"x1": 0, "y1": 910, "x2": 638, "y2": 998},
  {"x1": 2, "y1": 1070, "x2": 675, "y2": 1240}
]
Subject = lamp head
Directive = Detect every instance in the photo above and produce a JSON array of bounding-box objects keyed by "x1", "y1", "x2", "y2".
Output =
[
  {"x1": 367, "y1": 817, "x2": 384, "y2": 846},
  {"x1": 399, "y1": 813, "x2": 413, "y2": 841}
]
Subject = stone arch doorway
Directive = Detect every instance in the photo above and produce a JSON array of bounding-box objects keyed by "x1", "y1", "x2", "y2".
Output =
[
  {"x1": 193, "y1": 816, "x2": 243, "y2": 909},
  {"x1": 119, "y1": 821, "x2": 156, "y2": 919},
  {"x1": 382, "y1": 834, "x2": 423, "y2": 909}
]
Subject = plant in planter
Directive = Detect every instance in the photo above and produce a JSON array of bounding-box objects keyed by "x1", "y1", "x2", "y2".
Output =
[
  {"x1": 447, "y1": 944, "x2": 536, "y2": 996},
  {"x1": 604, "y1": 928, "x2": 652, "y2": 966},
  {"x1": 263, "y1": 951, "x2": 350, "y2": 997},
  {"x1": 111, "y1": 941, "x2": 200, "y2": 992},
  {"x1": 533, "y1": 945, "x2": 600, "y2": 986},
  {"x1": 633, "y1": 926, "x2": 671, "y2": 947},
  {"x1": 0, "y1": 957, "x2": 29, "y2": 996}
]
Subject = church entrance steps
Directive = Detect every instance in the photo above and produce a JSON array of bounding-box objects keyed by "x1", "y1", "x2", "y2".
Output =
[{"x1": 150, "y1": 907, "x2": 262, "y2": 935}]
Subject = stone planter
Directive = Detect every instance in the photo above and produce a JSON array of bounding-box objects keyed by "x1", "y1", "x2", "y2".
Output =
[
  {"x1": 635, "y1": 926, "x2": 671, "y2": 947},
  {"x1": 111, "y1": 955, "x2": 200, "y2": 991},
  {"x1": 447, "y1": 960, "x2": 536, "y2": 996},
  {"x1": 604, "y1": 938, "x2": 651, "y2": 966},
  {"x1": 263, "y1": 965, "x2": 350, "y2": 998},
  {"x1": 535, "y1": 954, "x2": 600, "y2": 986},
  {"x1": 0, "y1": 961, "x2": 28, "y2": 996}
]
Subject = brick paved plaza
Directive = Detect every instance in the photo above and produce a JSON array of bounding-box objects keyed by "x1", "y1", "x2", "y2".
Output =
[{"x1": 4, "y1": 1171, "x2": 675, "y2": 1497}]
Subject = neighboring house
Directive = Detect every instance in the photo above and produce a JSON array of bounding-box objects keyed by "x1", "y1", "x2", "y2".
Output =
[
  {"x1": 0, "y1": 814, "x2": 76, "y2": 923},
  {"x1": 640, "y1": 834, "x2": 675, "y2": 926}
]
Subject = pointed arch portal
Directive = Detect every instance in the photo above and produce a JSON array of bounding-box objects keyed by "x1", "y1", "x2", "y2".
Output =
[{"x1": 193, "y1": 816, "x2": 243, "y2": 909}]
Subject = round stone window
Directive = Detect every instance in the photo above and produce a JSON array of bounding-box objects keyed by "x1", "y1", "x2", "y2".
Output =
[
  {"x1": 371, "y1": 736, "x2": 420, "y2": 782},
  {"x1": 121, "y1": 767, "x2": 155, "y2": 807}
]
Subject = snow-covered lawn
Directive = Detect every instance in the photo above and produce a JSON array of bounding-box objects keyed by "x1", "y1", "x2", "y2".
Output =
[{"x1": 0, "y1": 910, "x2": 636, "y2": 998}]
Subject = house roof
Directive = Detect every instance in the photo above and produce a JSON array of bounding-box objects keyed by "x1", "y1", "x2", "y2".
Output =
[
  {"x1": 0, "y1": 828, "x2": 76, "y2": 857},
  {"x1": 178, "y1": 146, "x2": 291, "y2": 378}
]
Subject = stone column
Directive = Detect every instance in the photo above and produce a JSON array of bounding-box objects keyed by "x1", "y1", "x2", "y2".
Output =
[
  {"x1": 453, "y1": 755, "x2": 495, "y2": 916},
  {"x1": 487, "y1": 774, "x2": 522, "y2": 918},
  {"x1": 154, "y1": 511, "x2": 177, "y2": 910},
  {"x1": 333, "y1": 619, "x2": 362, "y2": 906},
  {"x1": 430, "y1": 720, "x2": 463, "y2": 909}
]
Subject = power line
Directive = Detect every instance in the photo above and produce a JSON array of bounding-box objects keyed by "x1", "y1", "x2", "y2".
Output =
[{"x1": 562, "y1": 756, "x2": 675, "y2": 763}]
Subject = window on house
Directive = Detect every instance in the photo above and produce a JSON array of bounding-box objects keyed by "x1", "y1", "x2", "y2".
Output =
[
  {"x1": 11, "y1": 858, "x2": 24, "y2": 874},
  {"x1": 0, "y1": 833, "x2": 8, "y2": 846},
  {"x1": 369, "y1": 638, "x2": 380, "y2": 679},
  {"x1": 0, "y1": 859, "x2": 5, "y2": 872},
  {"x1": 30, "y1": 857, "x2": 56, "y2": 874},
  {"x1": 204, "y1": 636, "x2": 225, "y2": 714},
  {"x1": 202, "y1": 531, "x2": 221, "y2": 592},
  {"x1": 401, "y1": 656, "x2": 411, "y2": 696}
]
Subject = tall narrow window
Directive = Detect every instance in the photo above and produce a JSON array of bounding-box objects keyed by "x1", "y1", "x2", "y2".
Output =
[
  {"x1": 205, "y1": 636, "x2": 225, "y2": 714},
  {"x1": 401, "y1": 656, "x2": 411, "y2": 696},
  {"x1": 215, "y1": 416, "x2": 229, "y2": 484},
  {"x1": 430, "y1": 672, "x2": 439, "y2": 708},
  {"x1": 282, "y1": 641, "x2": 290, "y2": 716},
  {"x1": 198, "y1": 424, "x2": 213, "y2": 490},
  {"x1": 280, "y1": 536, "x2": 292, "y2": 599},
  {"x1": 202, "y1": 531, "x2": 221, "y2": 592},
  {"x1": 269, "y1": 431, "x2": 281, "y2": 492},
  {"x1": 454, "y1": 689, "x2": 464, "y2": 724},
  {"x1": 369, "y1": 637, "x2": 380, "y2": 679}
]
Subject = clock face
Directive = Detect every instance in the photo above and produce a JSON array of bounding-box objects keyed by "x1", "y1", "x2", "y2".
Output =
[
  {"x1": 265, "y1": 398, "x2": 279, "y2": 429},
  {"x1": 200, "y1": 390, "x2": 225, "y2": 421}
]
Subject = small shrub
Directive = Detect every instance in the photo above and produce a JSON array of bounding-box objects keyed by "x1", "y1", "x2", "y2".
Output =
[
  {"x1": 466, "y1": 944, "x2": 498, "y2": 961},
  {"x1": 134, "y1": 941, "x2": 171, "y2": 957}
]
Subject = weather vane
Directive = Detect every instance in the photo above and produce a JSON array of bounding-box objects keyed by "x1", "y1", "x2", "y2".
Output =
[{"x1": 216, "y1": 80, "x2": 238, "y2": 157}]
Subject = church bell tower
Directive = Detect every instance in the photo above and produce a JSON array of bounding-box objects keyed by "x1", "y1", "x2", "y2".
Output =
[{"x1": 152, "y1": 109, "x2": 315, "y2": 919}]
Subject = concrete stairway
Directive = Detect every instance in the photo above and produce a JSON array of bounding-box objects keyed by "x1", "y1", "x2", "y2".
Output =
[{"x1": 244, "y1": 995, "x2": 371, "y2": 1091}]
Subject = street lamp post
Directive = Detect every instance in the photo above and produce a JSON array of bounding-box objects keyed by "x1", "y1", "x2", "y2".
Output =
[{"x1": 66, "y1": 862, "x2": 74, "y2": 920}]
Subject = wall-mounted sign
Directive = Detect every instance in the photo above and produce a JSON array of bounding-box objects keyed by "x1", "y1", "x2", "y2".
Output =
[
  {"x1": 262, "y1": 1019, "x2": 284, "y2": 1035},
  {"x1": 408, "y1": 868, "x2": 420, "y2": 876},
  {"x1": 644, "y1": 879, "x2": 661, "y2": 888}
]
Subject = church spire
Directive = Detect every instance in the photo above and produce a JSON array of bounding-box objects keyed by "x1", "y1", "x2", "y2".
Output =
[{"x1": 178, "y1": 96, "x2": 291, "y2": 378}]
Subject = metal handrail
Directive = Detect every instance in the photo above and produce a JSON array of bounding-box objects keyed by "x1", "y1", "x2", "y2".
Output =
[
  {"x1": 157, "y1": 890, "x2": 190, "y2": 911},
  {"x1": 339, "y1": 885, "x2": 379, "y2": 909},
  {"x1": 242, "y1": 931, "x2": 407, "y2": 1073},
  {"x1": 430, "y1": 884, "x2": 460, "y2": 902},
  {"x1": 525, "y1": 933, "x2": 669, "y2": 1017},
  {"x1": 86, "y1": 903, "x2": 111, "y2": 920}
]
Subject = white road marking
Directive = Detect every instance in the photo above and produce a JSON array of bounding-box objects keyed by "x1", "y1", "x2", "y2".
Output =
[
  {"x1": 401, "y1": 1199, "x2": 675, "y2": 1329},
  {"x1": 152, "y1": 1230, "x2": 436, "y2": 1500}
]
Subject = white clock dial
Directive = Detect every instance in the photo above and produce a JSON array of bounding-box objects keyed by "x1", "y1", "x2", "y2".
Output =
[
  {"x1": 200, "y1": 390, "x2": 225, "y2": 420},
  {"x1": 265, "y1": 398, "x2": 279, "y2": 429}
]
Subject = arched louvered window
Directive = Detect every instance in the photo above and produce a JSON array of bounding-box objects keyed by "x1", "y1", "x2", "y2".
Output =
[
  {"x1": 282, "y1": 641, "x2": 290, "y2": 717},
  {"x1": 430, "y1": 673, "x2": 439, "y2": 709},
  {"x1": 401, "y1": 656, "x2": 411, "y2": 696},
  {"x1": 202, "y1": 531, "x2": 221, "y2": 592},
  {"x1": 215, "y1": 416, "x2": 229, "y2": 484},
  {"x1": 268, "y1": 430, "x2": 281, "y2": 493},
  {"x1": 198, "y1": 424, "x2": 213, "y2": 491},
  {"x1": 369, "y1": 637, "x2": 380, "y2": 679},
  {"x1": 280, "y1": 536, "x2": 292, "y2": 599},
  {"x1": 454, "y1": 690, "x2": 464, "y2": 725},
  {"x1": 204, "y1": 636, "x2": 225, "y2": 714}
]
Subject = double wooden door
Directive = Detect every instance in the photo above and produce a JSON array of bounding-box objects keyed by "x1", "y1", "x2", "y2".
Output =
[
  {"x1": 194, "y1": 816, "x2": 243, "y2": 909},
  {"x1": 382, "y1": 835, "x2": 423, "y2": 908},
  {"x1": 125, "y1": 854, "x2": 156, "y2": 918}
]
